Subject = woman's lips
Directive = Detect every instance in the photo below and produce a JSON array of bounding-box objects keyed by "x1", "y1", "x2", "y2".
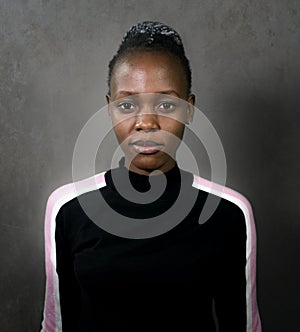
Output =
[{"x1": 130, "y1": 140, "x2": 164, "y2": 154}]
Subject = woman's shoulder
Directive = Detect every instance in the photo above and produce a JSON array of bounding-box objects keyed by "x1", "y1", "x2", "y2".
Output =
[
  {"x1": 44, "y1": 171, "x2": 107, "y2": 224},
  {"x1": 190, "y1": 172, "x2": 256, "y2": 239},
  {"x1": 191, "y1": 173, "x2": 254, "y2": 217}
]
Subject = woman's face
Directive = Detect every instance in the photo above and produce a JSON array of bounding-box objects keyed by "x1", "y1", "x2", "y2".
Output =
[{"x1": 106, "y1": 51, "x2": 194, "y2": 175}]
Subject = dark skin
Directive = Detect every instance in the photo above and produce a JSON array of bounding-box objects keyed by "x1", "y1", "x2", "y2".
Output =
[{"x1": 106, "y1": 50, "x2": 195, "y2": 176}]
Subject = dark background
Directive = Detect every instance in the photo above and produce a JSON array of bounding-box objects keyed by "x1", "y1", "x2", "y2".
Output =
[{"x1": 0, "y1": 1, "x2": 299, "y2": 331}]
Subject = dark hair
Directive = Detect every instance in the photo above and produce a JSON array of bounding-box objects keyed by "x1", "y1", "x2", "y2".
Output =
[{"x1": 107, "y1": 21, "x2": 192, "y2": 96}]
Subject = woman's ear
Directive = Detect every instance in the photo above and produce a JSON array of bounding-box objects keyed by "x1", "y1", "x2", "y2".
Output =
[
  {"x1": 186, "y1": 94, "x2": 195, "y2": 124},
  {"x1": 106, "y1": 94, "x2": 111, "y2": 116}
]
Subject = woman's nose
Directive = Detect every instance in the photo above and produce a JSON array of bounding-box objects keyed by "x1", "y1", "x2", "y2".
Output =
[{"x1": 135, "y1": 113, "x2": 160, "y2": 131}]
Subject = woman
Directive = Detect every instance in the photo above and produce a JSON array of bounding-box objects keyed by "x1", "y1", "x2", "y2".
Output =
[{"x1": 41, "y1": 21, "x2": 261, "y2": 331}]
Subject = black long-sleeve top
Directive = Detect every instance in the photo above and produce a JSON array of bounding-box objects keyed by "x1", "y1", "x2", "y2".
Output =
[{"x1": 41, "y1": 161, "x2": 262, "y2": 332}]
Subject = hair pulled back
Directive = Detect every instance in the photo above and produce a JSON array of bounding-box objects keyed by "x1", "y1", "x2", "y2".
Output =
[{"x1": 107, "y1": 21, "x2": 192, "y2": 96}]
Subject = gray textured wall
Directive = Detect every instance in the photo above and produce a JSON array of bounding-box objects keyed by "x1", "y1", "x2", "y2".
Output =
[{"x1": 1, "y1": 0, "x2": 299, "y2": 331}]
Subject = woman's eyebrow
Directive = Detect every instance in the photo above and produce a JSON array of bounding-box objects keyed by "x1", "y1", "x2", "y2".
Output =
[
  {"x1": 115, "y1": 90, "x2": 180, "y2": 97},
  {"x1": 159, "y1": 90, "x2": 180, "y2": 97}
]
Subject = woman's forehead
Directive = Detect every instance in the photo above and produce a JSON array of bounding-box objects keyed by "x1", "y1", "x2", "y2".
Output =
[
  {"x1": 110, "y1": 51, "x2": 187, "y2": 98},
  {"x1": 113, "y1": 50, "x2": 183, "y2": 74}
]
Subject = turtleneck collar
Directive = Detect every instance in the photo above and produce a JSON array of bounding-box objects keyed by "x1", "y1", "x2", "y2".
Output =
[{"x1": 106, "y1": 157, "x2": 183, "y2": 194}]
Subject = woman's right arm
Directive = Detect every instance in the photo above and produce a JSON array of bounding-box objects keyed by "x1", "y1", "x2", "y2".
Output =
[
  {"x1": 41, "y1": 190, "x2": 81, "y2": 332},
  {"x1": 55, "y1": 207, "x2": 81, "y2": 332}
]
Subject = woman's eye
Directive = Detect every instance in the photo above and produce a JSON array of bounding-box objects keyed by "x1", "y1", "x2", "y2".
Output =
[
  {"x1": 118, "y1": 102, "x2": 135, "y2": 112},
  {"x1": 158, "y1": 102, "x2": 176, "y2": 112}
]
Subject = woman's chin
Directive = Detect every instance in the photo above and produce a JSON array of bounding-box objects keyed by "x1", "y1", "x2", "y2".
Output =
[{"x1": 126, "y1": 153, "x2": 175, "y2": 174}]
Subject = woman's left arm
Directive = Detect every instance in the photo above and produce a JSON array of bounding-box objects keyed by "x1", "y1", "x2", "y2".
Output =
[{"x1": 213, "y1": 199, "x2": 262, "y2": 332}]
